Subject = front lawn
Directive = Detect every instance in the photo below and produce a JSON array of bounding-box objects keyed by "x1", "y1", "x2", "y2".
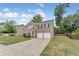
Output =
[
  {"x1": 0, "y1": 36, "x2": 30, "y2": 45},
  {"x1": 41, "y1": 36, "x2": 79, "y2": 56}
]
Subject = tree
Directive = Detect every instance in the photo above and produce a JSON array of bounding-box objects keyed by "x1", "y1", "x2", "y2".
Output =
[
  {"x1": 32, "y1": 14, "x2": 42, "y2": 23},
  {"x1": 54, "y1": 3, "x2": 69, "y2": 26},
  {"x1": 62, "y1": 13, "x2": 79, "y2": 33},
  {"x1": 3, "y1": 20, "x2": 16, "y2": 35}
]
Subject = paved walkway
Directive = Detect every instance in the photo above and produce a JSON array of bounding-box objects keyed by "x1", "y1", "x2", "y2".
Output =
[{"x1": 0, "y1": 38, "x2": 51, "y2": 56}]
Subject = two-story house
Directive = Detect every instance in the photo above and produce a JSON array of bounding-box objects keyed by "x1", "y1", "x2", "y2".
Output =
[{"x1": 15, "y1": 20, "x2": 54, "y2": 38}]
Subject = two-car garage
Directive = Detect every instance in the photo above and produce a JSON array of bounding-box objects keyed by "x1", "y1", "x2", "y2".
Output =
[{"x1": 37, "y1": 32, "x2": 51, "y2": 38}]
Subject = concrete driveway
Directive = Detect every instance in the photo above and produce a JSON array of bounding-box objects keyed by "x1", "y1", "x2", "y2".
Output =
[{"x1": 0, "y1": 38, "x2": 51, "y2": 56}]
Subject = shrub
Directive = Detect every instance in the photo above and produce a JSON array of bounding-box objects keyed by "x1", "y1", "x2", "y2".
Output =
[
  {"x1": 23, "y1": 33, "x2": 27, "y2": 38},
  {"x1": 27, "y1": 35, "x2": 31, "y2": 38},
  {"x1": 23, "y1": 33, "x2": 31, "y2": 38}
]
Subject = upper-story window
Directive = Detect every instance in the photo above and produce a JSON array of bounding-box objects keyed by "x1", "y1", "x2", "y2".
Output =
[
  {"x1": 37, "y1": 23, "x2": 50, "y2": 29},
  {"x1": 41, "y1": 24, "x2": 43, "y2": 29},
  {"x1": 37, "y1": 24, "x2": 43, "y2": 29},
  {"x1": 44, "y1": 24, "x2": 46, "y2": 28},
  {"x1": 48, "y1": 23, "x2": 50, "y2": 28}
]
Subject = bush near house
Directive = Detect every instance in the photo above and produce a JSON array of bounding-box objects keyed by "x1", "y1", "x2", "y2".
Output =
[{"x1": 23, "y1": 33, "x2": 31, "y2": 38}]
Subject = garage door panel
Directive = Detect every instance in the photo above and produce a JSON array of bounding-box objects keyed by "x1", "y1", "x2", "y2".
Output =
[
  {"x1": 37, "y1": 32, "x2": 51, "y2": 38},
  {"x1": 44, "y1": 33, "x2": 51, "y2": 38},
  {"x1": 37, "y1": 33, "x2": 43, "y2": 38}
]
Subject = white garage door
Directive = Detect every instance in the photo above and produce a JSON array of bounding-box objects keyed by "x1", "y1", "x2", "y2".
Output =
[
  {"x1": 44, "y1": 33, "x2": 51, "y2": 38},
  {"x1": 37, "y1": 32, "x2": 51, "y2": 38},
  {"x1": 37, "y1": 33, "x2": 43, "y2": 38}
]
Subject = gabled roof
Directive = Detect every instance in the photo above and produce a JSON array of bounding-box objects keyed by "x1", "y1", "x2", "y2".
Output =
[
  {"x1": 26, "y1": 20, "x2": 33, "y2": 25},
  {"x1": 15, "y1": 24, "x2": 24, "y2": 27},
  {"x1": 15, "y1": 20, "x2": 54, "y2": 27},
  {"x1": 26, "y1": 19, "x2": 54, "y2": 25},
  {"x1": 42, "y1": 20, "x2": 54, "y2": 23}
]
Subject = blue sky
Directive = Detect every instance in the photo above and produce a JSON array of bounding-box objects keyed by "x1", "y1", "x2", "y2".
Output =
[{"x1": 0, "y1": 3, "x2": 79, "y2": 25}]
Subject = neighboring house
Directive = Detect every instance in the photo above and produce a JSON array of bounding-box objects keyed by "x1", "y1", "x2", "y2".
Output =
[
  {"x1": 15, "y1": 20, "x2": 54, "y2": 38},
  {"x1": 15, "y1": 25, "x2": 25, "y2": 35}
]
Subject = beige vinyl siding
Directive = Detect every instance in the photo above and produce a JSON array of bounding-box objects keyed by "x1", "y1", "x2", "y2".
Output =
[{"x1": 36, "y1": 23, "x2": 51, "y2": 32}]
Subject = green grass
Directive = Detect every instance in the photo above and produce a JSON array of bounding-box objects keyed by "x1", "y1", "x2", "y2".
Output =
[
  {"x1": 0, "y1": 36, "x2": 30, "y2": 45},
  {"x1": 41, "y1": 36, "x2": 79, "y2": 56}
]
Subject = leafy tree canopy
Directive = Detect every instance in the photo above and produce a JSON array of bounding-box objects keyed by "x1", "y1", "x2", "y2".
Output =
[
  {"x1": 0, "y1": 20, "x2": 16, "y2": 35},
  {"x1": 54, "y1": 3, "x2": 69, "y2": 26},
  {"x1": 32, "y1": 14, "x2": 43, "y2": 23}
]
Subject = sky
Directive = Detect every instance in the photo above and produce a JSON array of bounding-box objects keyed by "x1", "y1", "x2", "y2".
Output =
[{"x1": 0, "y1": 3, "x2": 79, "y2": 25}]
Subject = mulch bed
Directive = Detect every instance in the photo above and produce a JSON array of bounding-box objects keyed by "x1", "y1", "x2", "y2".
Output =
[
  {"x1": 55, "y1": 33, "x2": 79, "y2": 40},
  {"x1": 55, "y1": 34, "x2": 66, "y2": 36},
  {"x1": 54, "y1": 32, "x2": 65, "y2": 36},
  {"x1": 67, "y1": 34, "x2": 79, "y2": 40}
]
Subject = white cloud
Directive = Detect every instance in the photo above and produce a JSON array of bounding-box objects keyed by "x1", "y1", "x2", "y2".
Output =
[
  {"x1": 37, "y1": 4, "x2": 44, "y2": 8},
  {"x1": 39, "y1": 4, "x2": 44, "y2": 7},
  {"x1": 13, "y1": 12, "x2": 19, "y2": 16},
  {"x1": 35, "y1": 8, "x2": 46, "y2": 18},
  {"x1": 0, "y1": 12, "x2": 3, "y2": 18},
  {"x1": 12, "y1": 12, "x2": 19, "y2": 18},
  {"x1": 21, "y1": 14, "x2": 26, "y2": 18},
  {"x1": 18, "y1": 18, "x2": 27, "y2": 25},
  {"x1": 0, "y1": 8, "x2": 34, "y2": 25},
  {"x1": 1, "y1": 8, "x2": 19, "y2": 19},
  {"x1": 25, "y1": 14, "x2": 33, "y2": 21},
  {"x1": 20, "y1": 14, "x2": 33, "y2": 25},
  {"x1": 4, "y1": 12, "x2": 19, "y2": 18},
  {"x1": 33, "y1": 8, "x2": 53, "y2": 21},
  {"x1": 20, "y1": 18, "x2": 27, "y2": 22},
  {"x1": 3, "y1": 8, "x2": 10, "y2": 12},
  {"x1": 0, "y1": 8, "x2": 48, "y2": 25},
  {"x1": 21, "y1": 14, "x2": 33, "y2": 19},
  {"x1": 28, "y1": 8, "x2": 46, "y2": 20},
  {"x1": 0, "y1": 12, "x2": 3, "y2": 15}
]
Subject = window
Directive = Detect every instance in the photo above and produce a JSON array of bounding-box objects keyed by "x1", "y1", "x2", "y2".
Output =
[
  {"x1": 41, "y1": 24, "x2": 43, "y2": 28},
  {"x1": 48, "y1": 23, "x2": 50, "y2": 28},
  {"x1": 44, "y1": 24, "x2": 46, "y2": 28},
  {"x1": 37, "y1": 24, "x2": 42, "y2": 29}
]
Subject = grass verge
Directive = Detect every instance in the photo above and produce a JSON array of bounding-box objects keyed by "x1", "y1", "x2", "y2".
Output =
[{"x1": 0, "y1": 36, "x2": 30, "y2": 45}]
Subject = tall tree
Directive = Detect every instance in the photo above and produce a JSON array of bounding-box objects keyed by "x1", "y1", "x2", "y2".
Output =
[
  {"x1": 32, "y1": 14, "x2": 42, "y2": 23},
  {"x1": 54, "y1": 3, "x2": 69, "y2": 26}
]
